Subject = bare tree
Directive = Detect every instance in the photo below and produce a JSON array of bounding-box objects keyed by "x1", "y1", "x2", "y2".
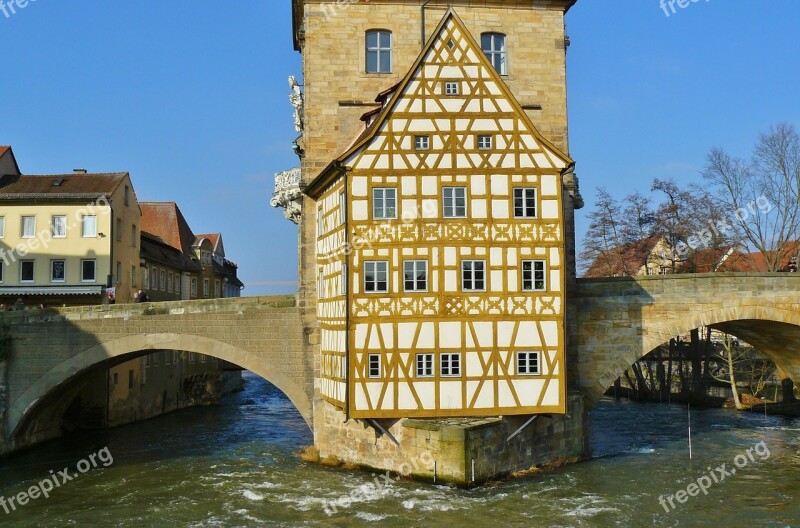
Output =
[
  {"x1": 703, "y1": 123, "x2": 800, "y2": 271},
  {"x1": 580, "y1": 188, "x2": 628, "y2": 275}
]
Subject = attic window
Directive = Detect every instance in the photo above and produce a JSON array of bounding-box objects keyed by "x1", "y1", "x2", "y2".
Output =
[
  {"x1": 447, "y1": 39, "x2": 455, "y2": 49},
  {"x1": 52, "y1": 178, "x2": 64, "y2": 187},
  {"x1": 444, "y1": 81, "x2": 460, "y2": 96}
]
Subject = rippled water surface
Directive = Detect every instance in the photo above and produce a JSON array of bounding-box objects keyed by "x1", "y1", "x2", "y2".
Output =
[{"x1": 1, "y1": 372, "x2": 798, "y2": 527}]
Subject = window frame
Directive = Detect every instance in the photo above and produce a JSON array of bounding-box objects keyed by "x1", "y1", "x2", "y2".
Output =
[
  {"x1": 363, "y1": 261, "x2": 389, "y2": 293},
  {"x1": 51, "y1": 259, "x2": 66, "y2": 283},
  {"x1": 513, "y1": 187, "x2": 538, "y2": 218},
  {"x1": 365, "y1": 29, "x2": 393, "y2": 74},
  {"x1": 403, "y1": 260, "x2": 428, "y2": 292},
  {"x1": 414, "y1": 135, "x2": 430, "y2": 150},
  {"x1": 416, "y1": 353, "x2": 434, "y2": 378},
  {"x1": 444, "y1": 81, "x2": 460, "y2": 96},
  {"x1": 481, "y1": 32, "x2": 508, "y2": 75},
  {"x1": 21, "y1": 216, "x2": 36, "y2": 239},
  {"x1": 372, "y1": 187, "x2": 397, "y2": 220},
  {"x1": 51, "y1": 215, "x2": 67, "y2": 238},
  {"x1": 517, "y1": 351, "x2": 541, "y2": 376},
  {"x1": 522, "y1": 260, "x2": 547, "y2": 292},
  {"x1": 0, "y1": 216, "x2": 4, "y2": 238},
  {"x1": 0, "y1": 261, "x2": 3, "y2": 283},
  {"x1": 81, "y1": 259, "x2": 96, "y2": 283},
  {"x1": 20, "y1": 260, "x2": 35, "y2": 283},
  {"x1": 441, "y1": 353, "x2": 461, "y2": 377},
  {"x1": 461, "y1": 260, "x2": 486, "y2": 292},
  {"x1": 81, "y1": 215, "x2": 97, "y2": 238},
  {"x1": 368, "y1": 354, "x2": 381, "y2": 379},
  {"x1": 442, "y1": 186, "x2": 467, "y2": 218}
]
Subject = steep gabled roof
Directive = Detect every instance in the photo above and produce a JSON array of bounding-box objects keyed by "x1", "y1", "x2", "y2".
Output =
[
  {"x1": 140, "y1": 202, "x2": 197, "y2": 255},
  {"x1": 584, "y1": 235, "x2": 665, "y2": 278},
  {"x1": 306, "y1": 8, "x2": 573, "y2": 198},
  {"x1": 194, "y1": 233, "x2": 225, "y2": 257},
  {"x1": 0, "y1": 172, "x2": 127, "y2": 201}
]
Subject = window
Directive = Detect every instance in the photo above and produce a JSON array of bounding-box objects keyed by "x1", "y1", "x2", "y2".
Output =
[
  {"x1": 341, "y1": 264, "x2": 347, "y2": 295},
  {"x1": 443, "y1": 187, "x2": 467, "y2": 218},
  {"x1": 191, "y1": 277, "x2": 198, "y2": 297},
  {"x1": 188, "y1": 352, "x2": 196, "y2": 364},
  {"x1": 150, "y1": 267, "x2": 158, "y2": 289},
  {"x1": 165, "y1": 351, "x2": 171, "y2": 366},
  {"x1": 203, "y1": 278, "x2": 210, "y2": 297},
  {"x1": 168, "y1": 272, "x2": 173, "y2": 292},
  {"x1": 51, "y1": 260, "x2": 66, "y2": 282},
  {"x1": 160, "y1": 270, "x2": 165, "y2": 290},
  {"x1": 372, "y1": 188, "x2": 397, "y2": 219},
  {"x1": 517, "y1": 352, "x2": 540, "y2": 375},
  {"x1": 82, "y1": 215, "x2": 97, "y2": 237},
  {"x1": 514, "y1": 188, "x2": 537, "y2": 218},
  {"x1": 0, "y1": 262, "x2": 4, "y2": 283},
  {"x1": 368, "y1": 354, "x2": 381, "y2": 378},
  {"x1": 481, "y1": 32, "x2": 507, "y2": 75},
  {"x1": 21, "y1": 216, "x2": 35, "y2": 238},
  {"x1": 20, "y1": 260, "x2": 34, "y2": 282},
  {"x1": 404, "y1": 260, "x2": 427, "y2": 292},
  {"x1": 416, "y1": 353, "x2": 434, "y2": 378},
  {"x1": 522, "y1": 260, "x2": 546, "y2": 291},
  {"x1": 81, "y1": 260, "x2": 96, "y2": 282},
  {"x1": 113, "y1": 372, "x2": 119, "y2": 386},
  {"x1": 215, "y1": 280, "x2": 220, "y2": 297},
  {"x1": 364, "y1": 261, "x2": 388, "y2": 293},
  {"x1": 141, "y1": 267, "x2": 148, "y2": 289},
  {"x1": 116, "y1": 218, "x2": 122, "y2": 241},
  {"x1": 152, "y1": 353, "x2": 159, "y2": 367},
  {"x1": 175, "y1": 275, "x2": 181, "y2": 294},
  {"x1": 477, "y1": 135, "x2": 493, "y2": 150},
  {"x1": 124, "y1": 185, "x2": 130, "y2": 206},
  {"x1": 131, "y1": 224, "x2": 137, "y2": 247},
  {"x1": 339, "y1": 192, "x2": 346, "y2": 224},
  {"x1": 462, "y1": 260, "x2": 486, "y2": 291},
  {"x1": 0, "y1": 216, "x2": 4, "y2": 238},
  {"x1": 131, "y1": 266, "x2": 137, "y2": 287},
  {"x1": 441, "y1": 353, "x2": 461, "y2": 377},
  {"x1": 116, "y1": 262, "x2": 122, "y2": 285},
  {"x1": 366, "y1": 29, "x2": 392, "y2": 73},
  {"x1": 318, "y1": 269, "x2": 324, "y2": 299},
  {"x1": 52, "y1": 216, "x2": 67, "y2": 238},
  {"x1": 317, "y1": 205, "x2": 324, "y2": 235},
  {"x1": 415, "y1": 135, "x2": 430, "y2": 150},
  {"x1": 444, "y1": 81, "x2": 460, "y2": 96},
  {"x1": 128, "y1": 370, "x2": 134, "y2": 390}
]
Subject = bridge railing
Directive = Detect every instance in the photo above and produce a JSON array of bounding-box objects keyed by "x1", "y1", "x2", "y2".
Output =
[{"x1": 0, "y1": 295, "x2": 297, "y2": 324}]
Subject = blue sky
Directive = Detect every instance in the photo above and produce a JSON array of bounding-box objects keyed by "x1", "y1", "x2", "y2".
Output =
[{"x1": 1, "y1": 1, "x2": 798, "y2": 294}]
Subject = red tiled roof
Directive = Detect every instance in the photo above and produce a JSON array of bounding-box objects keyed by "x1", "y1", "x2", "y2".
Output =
[
  {"x1": 195, "y1": 233, "x2": 225, "y2": 256},
  {"x1": 718, "y1": 242, "x2": 800, "y2": 272},
  {"x1": 140, "y1": 202, "x2": 196, "y2": 255},
  {"x1": 0, "y1": 146, "x2": 9, "y2": 157},
  {"x1": 0, "y1": 173, "x2": 127, "y2": 200}
]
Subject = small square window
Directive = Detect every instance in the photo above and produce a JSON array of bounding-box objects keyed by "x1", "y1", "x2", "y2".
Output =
[
  {"x1": 444, "y1": 81, "x2": 460, "y2": 96},
  {"x1": 517, "y1": 352, "x2": 540, "y2": 375},
  {"x1": 441, "y1": 353, "x2": 461, "y2": 377},
  {"x1": 415, "y1": 136, "x2": 430, "y2": 150},
  {"x1": 368, "y1": 354, "x2": 381, "y2": 378},
  {"x1": 416, "y1": 353, "x2": 434, "y2": 378},
  {"x1": 478, "y1": 135, "x2": 493, "y2": 150}
]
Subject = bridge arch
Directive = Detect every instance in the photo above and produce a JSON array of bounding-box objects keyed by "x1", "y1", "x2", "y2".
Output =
[
  {"x1": 586, "y1": 305, "x2": 800, "y2": 405},
  {"x1": 8, "y1": 332, "x2": 313, "y2": 442}
]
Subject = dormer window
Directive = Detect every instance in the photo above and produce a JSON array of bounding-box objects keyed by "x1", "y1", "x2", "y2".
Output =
[
  {"x1": 366, "y1": 30, "x2": 392, "y2": 73},
  {"x1": 481, "y1": 32, "x2": 507, "y2": 75}
]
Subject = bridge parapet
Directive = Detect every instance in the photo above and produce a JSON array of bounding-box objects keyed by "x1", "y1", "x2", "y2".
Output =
[{"x1": 0, "y1": 295, "x2": 296, "y2": 324}]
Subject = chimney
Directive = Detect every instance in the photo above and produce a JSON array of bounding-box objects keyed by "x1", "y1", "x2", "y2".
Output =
[{"x1": 73, "y1": 168, "x2": 88, "y2": 174}]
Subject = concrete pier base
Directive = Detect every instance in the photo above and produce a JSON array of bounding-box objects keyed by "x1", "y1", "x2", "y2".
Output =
[{"x1": 312, "y1": 393, "x2": 586, "y2": 485}]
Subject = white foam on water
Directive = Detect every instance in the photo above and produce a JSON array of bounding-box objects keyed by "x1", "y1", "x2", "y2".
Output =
[
  {"x1": 355, "y1": 512, "x2": 389, "y2": 521},
  {"x1": 242, "y1": 490, "x2": 265, "y2": 501}
]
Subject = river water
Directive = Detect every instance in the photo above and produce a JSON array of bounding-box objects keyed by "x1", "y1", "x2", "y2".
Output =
[{"x1": 1, "y1": 372, "x2": 798, "y2": 527}]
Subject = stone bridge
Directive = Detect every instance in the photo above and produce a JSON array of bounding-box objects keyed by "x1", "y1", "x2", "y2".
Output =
[
  {"x1": 2, "y1": 274, "x2": 799, "y2": 456},
  {"x1": 0, "y1": 295, "x2": 309, "y2": 451},
  {"x1": 575, "y1": 273, "x2": 800, "y2": 402}
]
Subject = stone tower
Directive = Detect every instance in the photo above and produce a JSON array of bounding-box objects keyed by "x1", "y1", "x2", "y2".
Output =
[{"x1": 277, "y1": 0, "x2": 584, "y2": 483}]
